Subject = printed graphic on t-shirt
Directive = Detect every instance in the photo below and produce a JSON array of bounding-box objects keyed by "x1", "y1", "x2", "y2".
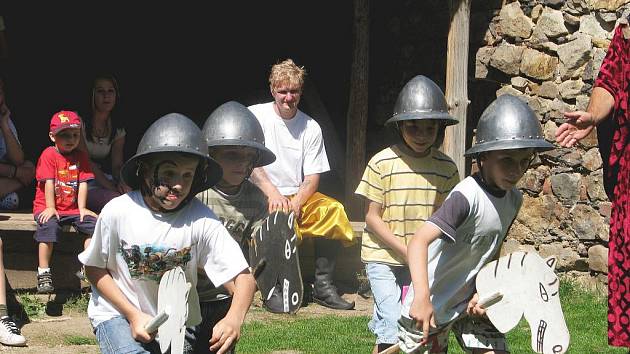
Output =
[
  {"x1": 119, "y1": 241, "x2": 192, "y2": 281},
  {"x1": 218, "y1": 216, "x2": 248, "y2": 243},
  {"x1": 55, "y1": 161, "x2": 80, "y2": 207}
]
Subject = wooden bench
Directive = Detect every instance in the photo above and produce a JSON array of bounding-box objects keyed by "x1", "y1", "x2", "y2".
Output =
[
  {"x1": 0, "y1": 211, "x2": 75, "y2": 232},
  {"x1": 0, "y1": 211, "x2": 365, "y2": 236}
]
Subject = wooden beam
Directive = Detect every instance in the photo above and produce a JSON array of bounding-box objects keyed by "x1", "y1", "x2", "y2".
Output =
[
  {"x1": 344, "y1": 0, "x2": 370, "y2": 220},
  {"x1": 444, "y1": 0, "x2": 471, "y2": 179}
]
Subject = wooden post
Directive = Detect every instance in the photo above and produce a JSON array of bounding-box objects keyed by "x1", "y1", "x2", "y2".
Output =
[
  {"x1": 444, "y1": 0, "x2": 470, "y2": 180},
  {"x1": 344, "y1": 0, "x2": 369, "y2": 220}
]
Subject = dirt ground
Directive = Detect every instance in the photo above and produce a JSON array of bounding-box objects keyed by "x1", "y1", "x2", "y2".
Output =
[{"x1": 0, "y1": 290, "x2": 373, "y2": 353}]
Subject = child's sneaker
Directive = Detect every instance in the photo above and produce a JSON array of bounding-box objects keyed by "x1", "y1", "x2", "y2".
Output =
[
  {"x1": 0, "y1": 316, "x2": 26, "y2": 346},
  {"x1": 37, "y1": 271, "x2": 54, "y2": 294}
]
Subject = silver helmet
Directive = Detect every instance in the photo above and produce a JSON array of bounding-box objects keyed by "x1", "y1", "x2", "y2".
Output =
[
  {"x1": 120, "y1": 113, "x2": 222, "y2": 193},
  {"x1": 201, "y1": 101, "x2": 276, "y2": 167},
  {"x1": 465, "y1": 94, "x2": 554, "y2": 156},
  {"x1": 385, "y1": 75, "x2": 458, "y2": 126}
]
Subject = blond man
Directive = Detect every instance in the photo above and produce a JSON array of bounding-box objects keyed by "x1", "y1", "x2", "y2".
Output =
[{"x1": 249, "y1": 59, "x2": 355, "y2": 310}]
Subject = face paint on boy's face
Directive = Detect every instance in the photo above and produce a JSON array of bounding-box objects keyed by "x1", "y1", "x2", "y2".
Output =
[{"x1": 143, "y1": 154, "x2": 199, "y2": 211}]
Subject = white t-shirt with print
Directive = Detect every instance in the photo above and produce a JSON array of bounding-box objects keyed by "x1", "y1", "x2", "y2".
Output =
[
  {"x1": 248, "y1": 102, "x2": 330, "y2": 196},
  {"x1": 78, "y1": 191, "x2": 248, "y2": 328}
]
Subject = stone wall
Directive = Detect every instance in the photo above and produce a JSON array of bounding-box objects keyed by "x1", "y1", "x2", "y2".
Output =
[{"x1": 473, "y1": 0, "x2": 630, "y2": 287}]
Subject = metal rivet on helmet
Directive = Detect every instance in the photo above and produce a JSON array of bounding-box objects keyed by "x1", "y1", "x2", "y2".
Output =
[
  {"x1": 465, "y1": 95, "x2": 554, "y2": 156},
  {"x1": 201, "y1": 101, "x2": 276, "y2": 167},
  {"x1": 385, "y1": 75, "x2": 458, "y2": 126},
  {"x1": 120, "y1": 113, "x2": 223, "y2": 192}
]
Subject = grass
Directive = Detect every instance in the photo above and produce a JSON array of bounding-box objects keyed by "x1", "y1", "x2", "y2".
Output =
[
  {"x1": 238, "y1": 280, "x2": 628, "y2": 353},
  {"x1": 63, "y1": 335, "x2": 97, "y2": 346}
]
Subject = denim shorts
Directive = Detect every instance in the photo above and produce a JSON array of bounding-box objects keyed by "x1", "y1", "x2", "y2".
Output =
[
  {"x1": 366, "y1": 262, "x2": 411, "y2": 345},
  {"x1": 94, "y1": 316, "x2": 194, "y2": 354},
  {"x1": 33, "y1": 214, "x2": 96, "y2": 242}
]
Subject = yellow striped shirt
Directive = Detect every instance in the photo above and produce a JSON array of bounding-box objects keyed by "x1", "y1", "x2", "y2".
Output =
[{"x1": 355, "y1": 145, "x2": 460, "y2": 265}]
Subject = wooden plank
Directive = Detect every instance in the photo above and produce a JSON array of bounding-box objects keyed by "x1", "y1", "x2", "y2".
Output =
[
  {"x1": 443, "y1": 0, "x2": 471, "y2": 179},
  {"x1": 344, "y1": 0, "x2": 370, "y2": 220},
  {"x1": 0, "y1": 212, "x2": 74, "y2": 232}
]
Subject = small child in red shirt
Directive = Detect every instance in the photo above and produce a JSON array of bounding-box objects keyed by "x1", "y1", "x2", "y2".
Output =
[{"x1": 32, "y1": 111, "x2": 97, "y2": 294}]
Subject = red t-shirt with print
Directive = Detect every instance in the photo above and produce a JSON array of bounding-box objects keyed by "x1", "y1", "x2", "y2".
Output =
[{"x1": 33, "y1": 146, "x2": 94, "y2": 216}]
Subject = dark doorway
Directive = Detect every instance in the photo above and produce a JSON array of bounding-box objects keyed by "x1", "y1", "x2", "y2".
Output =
[{"x1": 1, "y1": 4, "x2": 354, "y2": 200}]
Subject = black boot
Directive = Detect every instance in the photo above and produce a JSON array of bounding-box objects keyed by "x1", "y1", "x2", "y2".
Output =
[{"x1": 312, "y1": 238, "x2": 355, "y2": 310}]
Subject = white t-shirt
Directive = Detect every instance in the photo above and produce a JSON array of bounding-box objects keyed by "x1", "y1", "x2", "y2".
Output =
[
  {"x1": 248, "y1": 102, "x2": 330, "y2": 196},
  {"x1": 0, "y1": 118, "x2": 19, "y2": 162},
  {"x1": 401, "y1": 175, "x2": 522, "y2": 325},
  {"x1": 78, "y1": 191, "x2": 248, "y2": 328}
]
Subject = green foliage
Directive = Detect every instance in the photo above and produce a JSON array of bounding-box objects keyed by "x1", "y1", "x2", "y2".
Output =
[
  {"x1": 17, "y1": 294, "x2": 46, "y2": 319},
  {"x1": 63, "y1": 293, "x2": 90, "y2": 312}
]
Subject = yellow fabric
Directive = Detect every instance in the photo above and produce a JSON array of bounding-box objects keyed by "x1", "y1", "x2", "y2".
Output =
[
  {"x1": 289, "y1": 192, "x2": 355, "y2": 246},
  {"x1": 355, "y1": 146, "x2": 460, "y2": 265}
]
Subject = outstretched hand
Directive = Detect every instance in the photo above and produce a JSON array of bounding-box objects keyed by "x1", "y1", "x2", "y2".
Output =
[
  {"x1": 555, "y1": 111, "x2": 596, "y2": 147},
  {"x1": 209, "y1": 315, "x2": 241, "y2": 354}
]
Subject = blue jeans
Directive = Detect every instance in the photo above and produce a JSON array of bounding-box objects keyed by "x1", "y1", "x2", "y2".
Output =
[
  {"x1": 366, "y1": 262, "x2": 411, "y2": 345},
  {"x1": 95, "y1": 316, "x2": 193, "y2": 354}
]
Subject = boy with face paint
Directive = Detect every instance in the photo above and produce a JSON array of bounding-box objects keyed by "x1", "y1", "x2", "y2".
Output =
[
  {"x1": 355, "y1": 76, "x2": 460, "y2": 353},
  {"x1": 79, "y1": 113, "x2": 255, "y2": 354},
  {"x1": 33, "y1": 111, "x2": 97, "y2": 294},
  {"x1": 397, "y1": 95, "x2": 554, "y2": 354},
  {"x1": 191, "y1": 101, "x2": 274, "y2": 353}
]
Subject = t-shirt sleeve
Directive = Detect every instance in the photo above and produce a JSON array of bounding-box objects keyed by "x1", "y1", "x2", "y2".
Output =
[
  {"x1": 302, "y1": 124, "x2": 330, "y2": 175},
  {"x1": 35, "y1": 148, "x2": 57, "y2": 181},
  {"x1": 355, "y1": 156, "x2": 383, "y2": 204},
  {"x1": 77, "y1": 151, "x2": 95, "y2": 182},
  {"x1": 427, "y1": 191, "x2": 470, "y2": 242},
  {"x1": 78, "y1": 211, "x2": 112, "y2": 268},
  {"x1": 197, "y1": 222, "x2": 249, "y2": 287}
]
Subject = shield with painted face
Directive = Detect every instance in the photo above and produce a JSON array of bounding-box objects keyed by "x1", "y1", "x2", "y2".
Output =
[
  {"x1": 249, "y1": 210, "x2": 303, "y2": 314},
  {"x1": 476, "y1": 251, "x2": 570, "y2": 354}
]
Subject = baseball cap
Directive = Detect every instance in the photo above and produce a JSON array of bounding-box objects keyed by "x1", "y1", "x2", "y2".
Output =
[{"x1": 50, "y1": 111, "x2": 82, "y2": 134}]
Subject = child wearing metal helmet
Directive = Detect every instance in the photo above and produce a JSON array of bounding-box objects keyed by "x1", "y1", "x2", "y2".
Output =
[
  {"x1": 33, "y1": 110, "x2": 97, "y2": 294},
  {"x1": 191, "y1": 101, "x2": 274, "y2": 353},
  {"x1": 79, "y1": 113, "x2": 255, "y2": 354},
  {"x1": 397, "y1": 94, "x2": 554, "y2": 354},
  {"x1": 355, "y1": 75, "x2": 460, "y2": 353}
]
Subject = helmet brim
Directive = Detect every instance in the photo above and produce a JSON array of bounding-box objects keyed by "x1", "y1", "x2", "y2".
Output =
[
  {"x1": 206, "y1": 139, "x2": 276, "y2": 167},
  {"x1": 465, "y1": 139, "x2": 555, "y2": 156},
  {"x1": 385, "y1": 111, "x2": 459, "y2": 126},
  {"x1": 120, "y1": 148, "x2": 223, "y2": 194}
]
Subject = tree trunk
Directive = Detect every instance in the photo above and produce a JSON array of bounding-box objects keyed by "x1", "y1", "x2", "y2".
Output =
[
  {"x1": 443, "y1": 0, "x2": 470, "y2": 179},
  {"x1": 344, "y1": 0, "x2": 370, "y2": 220}
]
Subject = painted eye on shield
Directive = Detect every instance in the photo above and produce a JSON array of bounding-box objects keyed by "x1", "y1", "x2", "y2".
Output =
[{"x1": 539, "y1": 282, "x2": 549, "y2": 302}]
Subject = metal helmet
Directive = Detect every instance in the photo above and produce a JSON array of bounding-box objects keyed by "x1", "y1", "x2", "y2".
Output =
[
  {"x1": 120, "y1": 113, "x2": 222, "y2": 194},
  {"x1": 465, "y1": 94, "x2": 554, "y2": 156},
  {"x1": 201, "y1": 101, "x2": 276, "y2": 167},
  {"x1": 385, "y1": 75, "x2": 458, "y2": 126}
]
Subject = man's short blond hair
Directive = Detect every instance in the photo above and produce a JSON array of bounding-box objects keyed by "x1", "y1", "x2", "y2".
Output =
[{"x1": 269, "y1": 59, "x2": 306, "y2": 90}]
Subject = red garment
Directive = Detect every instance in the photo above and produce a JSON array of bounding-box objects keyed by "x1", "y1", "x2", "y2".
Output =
[
  {"x1": 595, "y1": 23, "x2": 630, "y2": 348},
  {"x1": 33, "y1": 146, "x2": 94, "y2": 216}
]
